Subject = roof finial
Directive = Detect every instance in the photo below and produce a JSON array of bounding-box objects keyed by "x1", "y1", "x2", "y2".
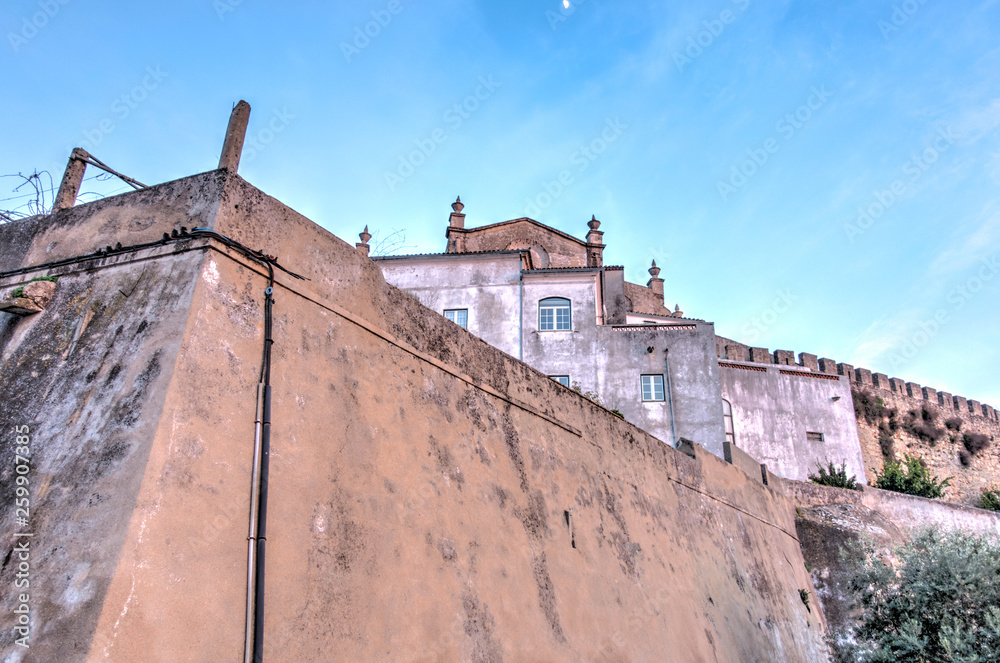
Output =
[
  {"x1": 588, "y1": 214, "x2": 600, "y2": 230},
  {"x1": 452, "y1": 196, "x2": 464, "y2": 213},
  {"x1": 674, "y1": 304, "x2": 683, "y2": 317},
  {"x1": 356, "y1": 225, "x2": 372, "y2": 257},
  {"x1": 648, "y1": 259, "x2": 660, "y2": 278}
]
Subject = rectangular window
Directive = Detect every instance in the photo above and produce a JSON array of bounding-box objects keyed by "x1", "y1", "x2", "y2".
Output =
[
  {"x1": 806, "y1": 431, "x2": 824, "y2": 442},
  {"x1": 641, "y1": 374, "x2": 665, "y2": 402},
  {"x1": 549, "y1": 375, "x2": 570, "y2": 387},
  {"x1": 444, "y1": 308, "x2": 468, "y2": 329},
  {"x1": 539, "y1": 298, "x2": 571, "y2": 331}
]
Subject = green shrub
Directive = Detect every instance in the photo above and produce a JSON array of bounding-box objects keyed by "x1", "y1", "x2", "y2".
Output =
[
  {"x1": 981, "y1": 489, "x2": 1000, "y2": 512},
  {"x1": 944, "y1": 416, "x2": 963, "y2": 431},
  {"x1": 875, "y1": 454, "x2": 951, "y2": 499},
  {"x1": 831, "y1": 528, "x2": 1000, "y2": 662},
  {"x1": 808, "y1": 462, "x2": 861, "y2": 491}
]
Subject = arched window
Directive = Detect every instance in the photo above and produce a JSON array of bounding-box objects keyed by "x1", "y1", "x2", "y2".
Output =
[
  {"x1": 539, "y1": 297, "x2": 571, "y2": 331},
  {"x1": 722, "y1": 399, "x2": 735, "y2": 444}
]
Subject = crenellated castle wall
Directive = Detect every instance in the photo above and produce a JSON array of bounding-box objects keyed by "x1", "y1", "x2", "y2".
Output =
[
  {"x1": 715, "y1": 336, "x2": 999, "y2": 425},
  {"x1": 716, "y1": 336, "x2": 1000, "y2": 506}
]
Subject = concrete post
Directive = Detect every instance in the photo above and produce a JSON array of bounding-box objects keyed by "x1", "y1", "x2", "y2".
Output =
[
  {"x1": 219, "y1": 100, "x2": 252, "y2": 172},
  {"x1": 52, "y1": 148, "x2": 90, "y2": 211}
]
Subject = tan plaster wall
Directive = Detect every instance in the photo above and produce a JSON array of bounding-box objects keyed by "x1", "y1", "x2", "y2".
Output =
[
  {"x1": 92, "y1": 240, "x2": 828, "y2": 661},
  {"x1": 4, "y1": 174, "x2": 831, "y2": 662}
]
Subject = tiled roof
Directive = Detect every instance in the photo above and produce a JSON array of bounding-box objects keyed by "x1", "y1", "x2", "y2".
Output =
[{"x1": 372, "y1": 250, "x2": 524, "y2": 260}]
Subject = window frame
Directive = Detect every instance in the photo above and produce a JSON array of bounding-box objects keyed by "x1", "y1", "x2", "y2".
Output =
[
  {"x1": 549, "y1": 375, "x2": 571, "y2": 387},
  {"x1": 640, "y1": 374, "x2": 665, "y2": 402},
  {"x1": 538, "y1": 297, "x2": 572, "y2": 331},
  {"x1": 443, "y1": 308, "x2": 468, "y2": 329}
]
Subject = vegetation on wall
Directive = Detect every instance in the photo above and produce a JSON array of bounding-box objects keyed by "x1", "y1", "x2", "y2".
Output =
[
  {"x1": 10, "y1": 275, "x2": 57, "y2": 299},
  {"x1": 980, "y1": 489, "x2": 1000, "y2": 512},
  {"x1": 959, "y1": 433, "x2": 993, "y2": 467},
  {"x1": 831, "y1": 528, "x2": 1000, "y2": 662},
  {"x1": 901, "y1": 407, "x2": 946, "y2": 445},
  {"x1": 875, "y1": 454, "x2": 951, "y2": 499},
  {"x1": 808, "y1": 462, "x2": 861, "y2": 491}
]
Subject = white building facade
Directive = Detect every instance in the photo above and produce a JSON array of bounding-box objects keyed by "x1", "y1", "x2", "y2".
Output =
[{"x1": 368, "y1": 198, "x2": 864, "y2": 481}]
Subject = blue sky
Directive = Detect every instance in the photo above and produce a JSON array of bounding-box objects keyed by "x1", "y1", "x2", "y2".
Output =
[{"x1": 2, "y1": 0, "x2": 998, "y2": 405}]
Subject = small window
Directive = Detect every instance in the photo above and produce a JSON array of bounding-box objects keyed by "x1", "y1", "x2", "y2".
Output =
[
  {"x1": 539, "y1": 297, "x2": 571, "y2": 331},
  {"x1": 806, "y1": 431, "x2": 824, "y2": 443},
  {"x1": 549, "y1": 375, "x2": 570, "y2": 387},
  {"x1": 444, "y1": 308, "x2": 468, "y2": 329},
  {"x1": 723, "y1": 399, "x2": 735, "y2": 444},
  {"x1": 641, "y1": 374, "x2": 665, "y2": 402}
]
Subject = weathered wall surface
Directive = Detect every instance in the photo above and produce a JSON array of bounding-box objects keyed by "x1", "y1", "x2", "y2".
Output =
[
  {"x1": 2, "y1": 172, "x2": 830, "y2": 661},
  {"x1": 457, "y1": 218, "x2": 589, "y2": 268},
  {"x1": 719, "y1": 362, "x2": 864, "y2": 485},
  {"x1": 776, "y1": 476, "x2": 1000, "y2": 644},
  {"x1": 716, "y1": 335, "x2": 999, "y2": 505},
  {"x1": 596, "y1": 324, "x2": 726, "y2": 455},
  {"x1": 0, "y1": 238, "x2": 205, "y2": 661},
  {"x1": 376, "y1": 252, "x2": 524, "y2": 358},
  {"x1": 853, "y1": 386, "x2": 999, "y2": 506}
]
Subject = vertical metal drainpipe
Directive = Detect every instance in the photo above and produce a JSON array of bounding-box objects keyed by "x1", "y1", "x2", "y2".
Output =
[
  {"x1": 243, "y1": 385, "x2": 264, "y2": 663},
  {"x1": 245, "y1": 284, "x2": 274, "y2": 663},
  {"x1": 664, "y1": 349, "x2": 678, "y2": 447}
]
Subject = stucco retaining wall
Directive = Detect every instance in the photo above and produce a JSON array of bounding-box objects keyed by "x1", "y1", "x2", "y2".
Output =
[{"x1": 1, "y1": 171, "x2": 830, "y2": 662}]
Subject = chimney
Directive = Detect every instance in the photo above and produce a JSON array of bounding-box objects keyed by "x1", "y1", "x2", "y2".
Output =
[
  {"x1": 356, "y1": 225, "x2": 372, "y2": 257},
  {"x1": 218, "y1": 100, "x2": 252, "y2": 172},
  {"x1": 445, "y1": 196, "x2": 467, "y2": 253},
  {"x1": 586, "y1": 215, "x2": 604, "y2": 267},
  {"x1": 52, "y1": 148, "x2": 90, "y2": 211},
  {"x1": 647, "y1": 260, "x2": 664, "y2": 302}
]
